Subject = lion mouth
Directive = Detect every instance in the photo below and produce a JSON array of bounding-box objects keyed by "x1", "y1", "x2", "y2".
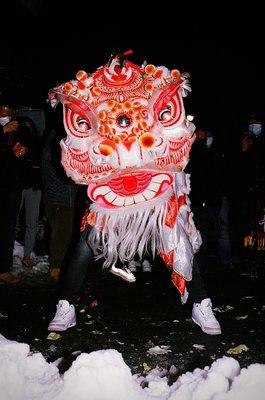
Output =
[{"x1": 88, "y1": 171, "x2": 173, "y2": 207}]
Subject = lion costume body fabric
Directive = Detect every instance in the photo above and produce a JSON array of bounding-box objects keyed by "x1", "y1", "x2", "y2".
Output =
[{"x1": 49, "y1": 52, "x2": 201, "y2": 302}]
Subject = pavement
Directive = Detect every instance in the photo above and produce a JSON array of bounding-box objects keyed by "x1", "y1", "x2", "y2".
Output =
[{"x1": 0, "y1": 253, "x2": 265, "y2": 376}]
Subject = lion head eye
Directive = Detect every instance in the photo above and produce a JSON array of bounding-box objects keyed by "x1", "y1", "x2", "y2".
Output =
[
  {"x1": 116, "y1": 114, "x2": 132, "y2": 128},
  {"x1": 64, "y1": 107, "x2": 93, "y2": 138},
  {"x1": 158, "y1": 107, "x2": 172, "y2": 123},
  {"x1": 76, "y1": 116, "x2": 91, "y2": 132}
]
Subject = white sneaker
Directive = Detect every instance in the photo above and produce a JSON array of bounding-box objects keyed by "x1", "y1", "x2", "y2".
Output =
[
  {"x1": 142, "y1": 259, "x2": 152, "y2": 272},
  {"x1": 192, "y1": 298, "x2": 221, "y2": 335},
  {"x1": 110, "y1": 265, "x2": 136, "y2": 283},
  {"x1": 128, "y1": 260, "x2": 140, "y2": 272},
  {"x1": 48, "y1": 300, "x2": 76, "y2": 332}
]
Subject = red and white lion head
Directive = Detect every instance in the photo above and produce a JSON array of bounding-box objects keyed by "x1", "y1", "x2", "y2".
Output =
[{"x1": 49, "y1": 52, "x2": 195, "y2": 209}]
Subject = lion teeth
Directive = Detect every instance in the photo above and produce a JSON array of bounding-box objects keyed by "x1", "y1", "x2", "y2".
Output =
[
  {"x1": 104, "y1": 192, "x2": 117, "y2": 203},
  {"x1": 93, "y1": 186, "x2": 111, "y2": 198},
  {"x1": 152, "y1": 174, "x2": 171, "y2": 183},
  {"x1": 133, "y1": 194, "x2": 145, "y2": 204},
  {"x1": 112, "y1": 196, "x2": 126, "y2": 206}
]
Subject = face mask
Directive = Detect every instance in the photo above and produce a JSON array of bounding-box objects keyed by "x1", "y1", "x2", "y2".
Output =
[
  {"x1": 0, "y1": 116, "x2": 11, "y2": 126},
  {"x1": 249, "y1": 123, "x2": 262, "y2": 136},
  {"x1": 206, "y1": 137, "x2": 213, "y2": 147}
]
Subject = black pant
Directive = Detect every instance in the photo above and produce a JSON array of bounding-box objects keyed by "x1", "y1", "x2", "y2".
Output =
[
  {"x1": 186, "y1": 256, "x2": 207, "y2": 303},
  {"x1": 60, "y1": 226, "x2": 207, "y2": 305},
  {"x1": 45, "y1": 204, "x2": 75, "y2": 269},
  {"x1": 60, "y1": 228, "x2": 101, "y2": 304},
  {"x1": 0, "y1": 186, "x2": 22, "y2": 273}
]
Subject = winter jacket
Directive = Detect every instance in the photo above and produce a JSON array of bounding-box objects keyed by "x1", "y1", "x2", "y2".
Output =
[{"x1": 41, "y1": 130, "x2": 78, "y2": 207}]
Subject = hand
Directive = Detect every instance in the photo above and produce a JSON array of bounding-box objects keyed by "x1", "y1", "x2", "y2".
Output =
[
  {"x1": 244, "y1": 234, "x2": 253, "y2": 247},
  {"x1": 241, "y1": 136, "x2": 253, "y2": 152},
  {"x1": 256, "y1": 232, "x2": 265, "y2": 250},
  {"x1": 2, "y1": 121, "x2": 19, "y2": 134},
  {"x1": 12, "y1": 142, "x2": 28, "y2": 158}
]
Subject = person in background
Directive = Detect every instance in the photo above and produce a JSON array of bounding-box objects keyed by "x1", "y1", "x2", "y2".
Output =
[
  {"x1": 186, "y1": 127, "x2": 233, "y2": 271},
  {"x1": 19, "y1": 117, "x2": 42, "y2": 268},
  {"x1": 235, "y1": 113, "x2": 265, "y2": 262},
  {"x1": 0, "y1": 100, "x2": 31, "y2": 284},
  {"x1": 41, "y1": 124, "x2": 78, "y2": 281},
  {"x1": 128, "y1": 258, "x2": 152, "y2": 273},
  {"x1": 179, "y1": 127, "x2": 235, "y2": 336}
]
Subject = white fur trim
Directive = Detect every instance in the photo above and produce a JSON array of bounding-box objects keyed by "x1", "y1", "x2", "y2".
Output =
[{"x1": 88, "y1": 188, "x2": 174, "y2": 267}]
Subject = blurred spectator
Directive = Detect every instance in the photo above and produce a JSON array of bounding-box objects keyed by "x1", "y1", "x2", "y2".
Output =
[
  {"x1": 19, "y1": 117, "x2": 42, "y2": 268},
  {"x1": 234, "y1": 113, "x2": 265, "y2": 259},
  {"x1": 41, "y1": 125, "x2": 78, "y2": 281},
  {"x1": 186, "y1": 127, "x2": 233, "y2": 271},
  {"x1": 128, "y1": 258, "x2": 152, "y2": 273},
  {"x1": 0, "y1": 99, "x2": 33, "y2": 284}
]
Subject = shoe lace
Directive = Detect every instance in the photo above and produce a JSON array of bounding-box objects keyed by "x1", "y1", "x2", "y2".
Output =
[
  {"x1": 201, "y1": 303, "x2": 216, "y2": 321},
  {"x1": 56, "y1": 303, "x2": 70, "y2": 318}
]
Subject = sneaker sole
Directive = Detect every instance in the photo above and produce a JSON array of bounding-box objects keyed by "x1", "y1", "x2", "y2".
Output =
[
  {"x1": 48, "y1": 321, "x2": 76, "y2": 332},
  {"x1": 192, "y1": 317, "x2": 221, "y2": 335},
  {"x1": 110, "y1": 270, "x2": 136, "y2": 283}
]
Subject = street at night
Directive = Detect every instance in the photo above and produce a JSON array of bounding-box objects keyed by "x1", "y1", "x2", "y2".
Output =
[{"x1": 1, "y1": 250, "x2": 264, "y2": 375}]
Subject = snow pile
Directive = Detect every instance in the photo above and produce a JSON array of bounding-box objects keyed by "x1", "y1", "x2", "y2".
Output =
[
  {"x1": 0, "y1": 335, "x2": 61, "y2": 400},
  {"x1": 1, "y1": 334, "x2": 265, "y2": 400},
  {"x1": 12, "y1": 241, "x2": 49, "y2": 275}
]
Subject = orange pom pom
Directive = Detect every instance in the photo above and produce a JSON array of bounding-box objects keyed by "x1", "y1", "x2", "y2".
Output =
[
  {"x1": 108, "y1": 118, "x2": 116, "y2": 126},
  {"x1": 145, "y1": 64, "x2": 156, "y2": 76},
  {"x1": 99, "y1": 124, "x2": 109, "y2": 135},
  {"x1": 171, "y1": 69, "x2": 180, "y2": 80},
  {"x1": 92, "y1": 87, "x2": 101, "y2": 96},
  {"x1": 76, "y1": 70, "x2": 88, "y2": 81},
  {"x1": 99, "y1": 139, "x2": 116, "y2": 156},
  {"x1": 64, "y1": 82, "x2": 73, "y2": 92},
  {"x1": 114, "y1": 136, "x2": 122, "y2": 144},
  {"x1": 107, "y1": 100, "x2": 116, "y2": 109},
  {"x1": 98, "y1": 110, "x2": 107, "y2": 121},
  {"x1": 139, "y1": 133, "x2": 155, "y2": 150},
  {"x1": 101, "y1": 139, "x2": 116, "y2": 150},
  {"x1": 144, "y1": 83, "x2": 153, "y2": 94},
  {"x1": 99, "y1": 144, "x2": 114, "y2": 156},
  {"x1": 124, "y1": 101, "x2": 132, "y2": 110}
]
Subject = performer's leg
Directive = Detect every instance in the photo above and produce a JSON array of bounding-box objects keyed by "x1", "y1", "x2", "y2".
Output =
[
  {"x1": 59, "y1": 228, "x2": 94, "y2": 304},
  {"x1": 22, "y1": 188, "x2": 41, "y2": 267},
  {"x1": 186, "y1": 256, "x2": 207, "y2": 303},
  {"x1": 188, "y1": 257, "x2": 221, "y2": 335},
  {"x1": 191, "y1": 205, "x2": 209, "y2": 269},
  {"x1": 48, "y1": 227, "x2": 97, "y2": 332}
]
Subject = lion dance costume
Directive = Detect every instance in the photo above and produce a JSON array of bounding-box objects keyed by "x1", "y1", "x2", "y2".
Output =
[{"x1": 49, "y1": 50, "x2": 201, "y2": 303}]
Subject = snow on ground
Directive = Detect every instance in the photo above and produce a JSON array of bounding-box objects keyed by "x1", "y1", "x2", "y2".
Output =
[
  {"x1": 12, "y1": 241, "x2": 49, "y2": 276},
  {"x1": 1, "y1": 334, "x2": 265, "y2": 400},
  {"x1": 4, "y1": 242, "x2": 265, "y2": 399}
]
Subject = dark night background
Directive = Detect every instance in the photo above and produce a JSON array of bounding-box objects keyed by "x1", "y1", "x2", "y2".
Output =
[
  {"x1": 1, "y1": 1, "x2": 265, "y2": 377},
  {"x1": 1, "y1": 1, "x2": 264, "y2": 147}
]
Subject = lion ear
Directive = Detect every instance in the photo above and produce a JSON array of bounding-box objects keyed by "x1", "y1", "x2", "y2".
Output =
[
  {"x1": 48, "y1": 89, "x2": 59, "y2": 108},
  {"x1": 180, "y1": 73, "x2": 192, "y2": 97}
]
